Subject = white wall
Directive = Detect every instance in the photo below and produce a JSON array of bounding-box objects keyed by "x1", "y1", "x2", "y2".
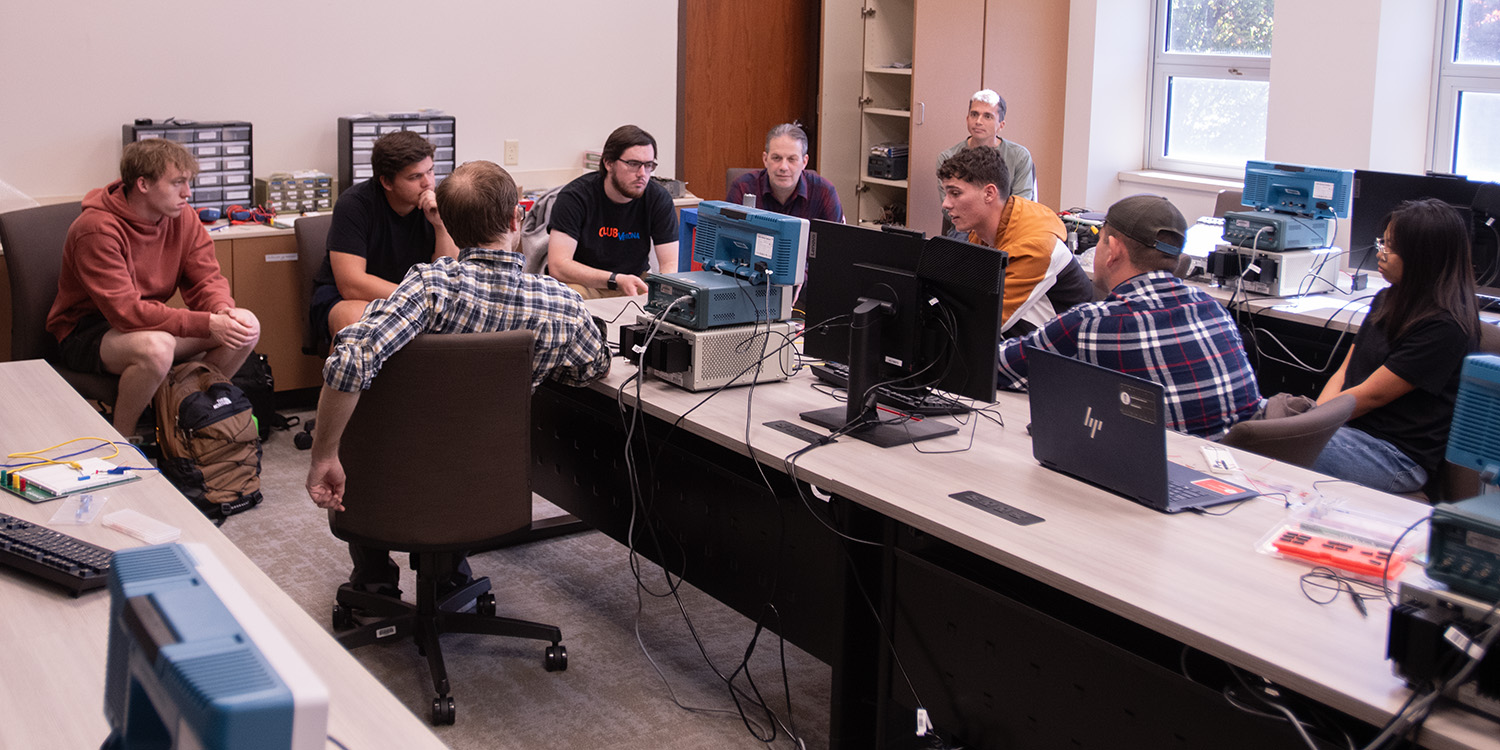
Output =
[
  {"x1": 1059, "y1": 0, "x2": 1153, "y2": 214},
  {"x1": 1266, "y1": 0, "x2": 1437, "y2": 172},
  {"x1": 0, "y1": 0, "x2": 680, "y2": 202}
]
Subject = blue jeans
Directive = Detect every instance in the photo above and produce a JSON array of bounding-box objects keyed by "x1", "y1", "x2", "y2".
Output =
[{"x1": 1312, "y1": 426, "x2": 1428, "y2": 494}]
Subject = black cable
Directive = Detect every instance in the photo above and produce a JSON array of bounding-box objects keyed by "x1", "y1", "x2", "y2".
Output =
[
  {"x1": 1380, "y1": 515, "x2": 1430, "y2": 606},
  {"x1": 1298, "y1": 566, "x2": 1385, "y2": 616},
  {"x1": 615, "y1": 287, "x2": 811, "y2": 747}
]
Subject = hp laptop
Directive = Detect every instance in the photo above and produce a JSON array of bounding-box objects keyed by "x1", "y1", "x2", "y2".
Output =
[{"x1": 1026, "y1": 348, "x2": 1257, "y2": 513}]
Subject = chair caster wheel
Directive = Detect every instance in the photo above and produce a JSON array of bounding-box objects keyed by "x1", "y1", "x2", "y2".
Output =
[
  {"x1": 331, "y1": 603, "x2": 353, "y2": 630},
  {"x1": 545, "y1": 644, "x2": 568, "y2": 672},
  {"x1": 294, "y1": 420, "x2": 315, "y2": 450},
  {"x1": 476, "y1": 592, "x2": 496, "y2": 617},
  {"x1": 431, "y1": 695, "x2": 455, "y2": 725}
]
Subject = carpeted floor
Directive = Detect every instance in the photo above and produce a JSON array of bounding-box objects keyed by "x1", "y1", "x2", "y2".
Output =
[{"x1": 218, "y1": 407, "x2": 830, "y2": 749}]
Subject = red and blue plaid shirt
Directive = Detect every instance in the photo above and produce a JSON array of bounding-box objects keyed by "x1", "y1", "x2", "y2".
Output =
[{"x1": 997, "y1": 270, "x2": 1262, "y2": 439}]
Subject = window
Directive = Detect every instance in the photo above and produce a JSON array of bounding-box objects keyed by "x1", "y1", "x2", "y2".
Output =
[
  {"x1": 1148, "y1": 0, "x2": 1275, "y2": 177},
  {"x1": 1434, "y1": 0, "x2": 1500, "y2": 181}
]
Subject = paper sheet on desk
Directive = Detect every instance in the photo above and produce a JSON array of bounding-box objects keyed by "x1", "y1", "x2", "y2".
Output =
[{"x1": 1270, "y1": 296, "x2": 1370, "y2": 315}]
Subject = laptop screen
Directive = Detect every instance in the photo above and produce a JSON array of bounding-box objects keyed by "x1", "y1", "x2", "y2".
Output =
[{"x1": 1026, "y1": 347, "x2": 1172, "y2": 504}]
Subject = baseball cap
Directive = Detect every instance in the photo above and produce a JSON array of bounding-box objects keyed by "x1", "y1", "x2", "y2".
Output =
[{"x1": 1104, "y1": 194, "x2": 1188, "y2": 256}]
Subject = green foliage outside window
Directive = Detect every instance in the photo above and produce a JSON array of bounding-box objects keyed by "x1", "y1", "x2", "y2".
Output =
[{"x1": 1167, "y1": 0, "x2": 1275, "y2": 56}]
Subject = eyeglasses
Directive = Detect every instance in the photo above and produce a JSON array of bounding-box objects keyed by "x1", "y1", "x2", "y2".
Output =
[
  {"x1": 615, "y1": 159, "x2": 658, "y2": 173},
  {"x1": 1374, "y1": 238, "x2": 1391, "y2": 258}
]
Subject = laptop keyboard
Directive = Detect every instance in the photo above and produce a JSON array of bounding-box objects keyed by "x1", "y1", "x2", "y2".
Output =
[{"x1": 1166, "y1": 483, "x2": 1208, "y2": 506}]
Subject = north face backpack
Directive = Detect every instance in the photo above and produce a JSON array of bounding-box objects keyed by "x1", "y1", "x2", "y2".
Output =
[{"x1": 153, "y1": 361, "x2": 264, "y2": 522}]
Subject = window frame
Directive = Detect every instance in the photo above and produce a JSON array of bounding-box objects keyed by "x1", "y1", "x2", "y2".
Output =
[
  {"x1": 1431, "y1": 0, "x2": 1500, "y2": 178},
  {"x1": 1147, "y1": 0, "x2": 1274, "y2": 178}
]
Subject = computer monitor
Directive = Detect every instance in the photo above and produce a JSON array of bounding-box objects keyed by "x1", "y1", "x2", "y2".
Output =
[
  {"x1": 800, "y1": 220, "x2": 925, "y2": 375},
  {"x1": 103, "y1": 543, "x2": 328, "y2": 750},
  {"x1": 1349, "y1": 169, "x2": 1500, "y2": 297},
  {"x1": 692, "y1": 200, "x2": 808, "y2": 286},
  {"x1": 798, "y1": 221, "x2": 1007, "y2": 447}
]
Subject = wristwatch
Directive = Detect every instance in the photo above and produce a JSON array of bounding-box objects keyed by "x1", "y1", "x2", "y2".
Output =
[{"x1": 607, "y1": 272, "x2": 619, "y2": 291}]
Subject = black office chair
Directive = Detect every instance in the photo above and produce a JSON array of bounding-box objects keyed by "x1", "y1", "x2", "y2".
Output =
[
  {"x1": 294, "y1": 213, "x2": 335, "y2": 358},
  {"x1": 725, "y1": 167, "x2": 757, "y2": 202},
  {"x1": 1429, "y1": 324, "x2": 1500, "y2": 502},
  {"x1": 1, "y1": 202, "x2": 120, "y2": 406},
  {"x1": 1221, "y1": 394, "x2": 1356, "y2": 469},
  {"x1": 1214, "y1": 189, "x2": 1252, "y2": 217},
  {"x1": 290, "y1": 214, "x2": 334, "y2": 450},
  {"x1": 328, "y1": 330, "x2": 566, "y2": 726}
]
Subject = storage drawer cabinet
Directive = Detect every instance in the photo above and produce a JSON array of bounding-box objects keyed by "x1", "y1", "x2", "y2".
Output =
[
  {"x1": 337, "y1": 114, "x2": 456, "y2": 194},
  {"x1": 124, "y1": 120, "x2": 254, "y2": 217}
]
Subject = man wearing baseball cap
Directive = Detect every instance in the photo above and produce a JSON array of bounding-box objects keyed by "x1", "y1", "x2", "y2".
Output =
[{"x1": 995, "y1": 194, "x2": 1262, "y2": 439}]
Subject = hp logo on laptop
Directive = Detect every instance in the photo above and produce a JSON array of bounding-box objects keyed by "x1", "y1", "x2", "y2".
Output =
[{"x1": 1083, "y1": 406, "x2": 1104, "y2": 438}]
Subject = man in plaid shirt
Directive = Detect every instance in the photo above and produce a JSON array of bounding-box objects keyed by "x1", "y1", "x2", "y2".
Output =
[
  {"x1": 307, "y1": 159, "x2": 610, "y2": 597},
  {"x1": 996, "y1": 194, "x2": 1262, "y2": 439}
]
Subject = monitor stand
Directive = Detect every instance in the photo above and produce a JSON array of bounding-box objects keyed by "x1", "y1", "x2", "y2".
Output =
[{"x1": 800, "y1": 298, "x2": 958, "y2": 448}]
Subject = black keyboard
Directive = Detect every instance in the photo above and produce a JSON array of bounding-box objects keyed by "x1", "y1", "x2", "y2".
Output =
[
  {"x1": 810, "y1": 363, "x2": 971, "y2": 416},
  {"x1": 0, "y1": 512, "x2": 113, "y2": 596}
]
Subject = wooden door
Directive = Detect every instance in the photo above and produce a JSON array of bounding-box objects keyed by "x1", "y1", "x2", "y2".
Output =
[{"x1": 680, "y1": 0, "x2": 819, "y2": 203}]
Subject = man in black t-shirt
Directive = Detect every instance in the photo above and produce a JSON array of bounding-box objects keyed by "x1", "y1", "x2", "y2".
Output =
[
  {"x1": 309, "y1": 131, "x2": 458, "y2": 345},
  {"x1": 547, "y1": 125, "x2": 678, "y2": 298}
]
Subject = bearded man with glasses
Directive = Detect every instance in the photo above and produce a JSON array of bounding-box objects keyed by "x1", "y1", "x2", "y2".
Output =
[{"x1": 547, "y1": 124, "x2": 679, "y2": 298}]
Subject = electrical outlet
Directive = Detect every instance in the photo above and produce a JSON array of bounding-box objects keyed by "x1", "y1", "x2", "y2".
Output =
[{"x1": 504, "y1": 139, "x2": 519, "y2": 166}]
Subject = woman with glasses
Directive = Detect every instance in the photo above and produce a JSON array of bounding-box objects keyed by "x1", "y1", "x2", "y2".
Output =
[{"x1": 1311, "y1": 198, "x2": 1481, "y2": 496}]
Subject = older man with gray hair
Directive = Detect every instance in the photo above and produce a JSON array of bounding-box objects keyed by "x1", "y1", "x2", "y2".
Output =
[{"x1": 726, "y1": 122, "x2": 843, "y2": 223}]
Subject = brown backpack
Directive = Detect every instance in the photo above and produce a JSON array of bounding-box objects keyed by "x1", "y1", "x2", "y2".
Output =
[{"x1": 153, "y1": 361, "x2": 263, "y2": 522}]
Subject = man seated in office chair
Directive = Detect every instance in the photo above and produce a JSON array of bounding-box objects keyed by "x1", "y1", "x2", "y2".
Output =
[
  {"x1": 726, "y1": 122, "x2": 844, "y2": 222},
  {"x1": 937, "y1": 89, "x2": 1036, "y2": 235},
  {"x1": 994, "y1": 194, "x2": 1263, "y2": 440},
  {"x1": 46, "y1": 138, "x2": 260, "y2": 437},
  {"x1": 939, "y1": 145, "x2": 1092, "y2": 336},
  {"x1": 306, "y1": 159, "x2": 610, "y2": 603},
  {"x1": 545, "y1": 124, "x2": 679, "y2": 298},
  {"x1": 308, "y1": 131, "x2": 459, "y2": 347}
]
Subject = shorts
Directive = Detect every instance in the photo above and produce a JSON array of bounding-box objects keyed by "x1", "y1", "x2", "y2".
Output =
[
  {"x1": 56, "y1": 312, "x2": 113, "y2": 374},
  {"x1": 309, "y1": 282, "x2": 343, "y2": 351}
]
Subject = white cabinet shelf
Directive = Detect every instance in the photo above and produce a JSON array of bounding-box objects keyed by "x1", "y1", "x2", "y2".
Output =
[{"x1": 821, "y1": 0, "x2": 983, "y2": 232}]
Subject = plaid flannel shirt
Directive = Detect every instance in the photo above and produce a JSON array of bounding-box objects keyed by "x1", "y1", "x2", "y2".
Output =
[
  {"x1": 997, "y1": 270, "x2": 1262, "y2": 439},
  {"x1": 323, "y1": 246, "x2": 609, "y2": 393}
]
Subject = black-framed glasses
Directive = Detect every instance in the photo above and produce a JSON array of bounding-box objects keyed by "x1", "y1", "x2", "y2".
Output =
[
  {"x1": 1374, "y1": 238, "x2": 1390, "y2": 257},
  {"x1": 615, "y1": 159, "x2": 658, "y2": 173}
]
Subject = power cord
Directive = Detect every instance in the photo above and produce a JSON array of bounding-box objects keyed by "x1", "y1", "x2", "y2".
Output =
[{"x1": 614, "y1": 291, "x2": 810, "y2": 748}]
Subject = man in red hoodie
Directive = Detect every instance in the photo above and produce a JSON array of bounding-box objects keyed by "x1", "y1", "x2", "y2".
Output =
[{"x1": 47, "y1": 139, "x2": 260, "y2": 437}]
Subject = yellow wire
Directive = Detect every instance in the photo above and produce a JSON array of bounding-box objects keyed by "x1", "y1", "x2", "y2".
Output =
[{"x1": 7, "y1": 437, "x2": 123, "y2": 473}]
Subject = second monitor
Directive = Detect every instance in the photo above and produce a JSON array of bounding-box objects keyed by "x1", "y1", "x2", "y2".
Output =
[{"x1": 798, "y1": 221, "x2": 1008, "y2": 447}]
